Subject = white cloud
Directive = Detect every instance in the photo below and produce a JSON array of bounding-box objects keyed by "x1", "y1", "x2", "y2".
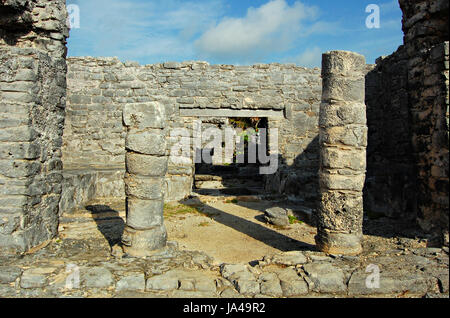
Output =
[
  {"x1": 68, "y1": 0, "x2": 342, "y2": 65},
  {"x1": 68, "y1": 0, "x2": 224, "y2": 63},
  {"x1": 194, "y1": 0, "x2": 319, "y2": 62},
  {"x1": 286, "y1": 46, "x2": 322, "y2": 68}
]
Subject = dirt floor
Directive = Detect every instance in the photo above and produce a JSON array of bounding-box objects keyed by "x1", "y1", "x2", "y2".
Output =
[
  {"x1": 165, "y1": 196, "x2": 317, "y2": 264},
  {"x1": 68, "y1": 194, "x2": 431, "y2": 265}
]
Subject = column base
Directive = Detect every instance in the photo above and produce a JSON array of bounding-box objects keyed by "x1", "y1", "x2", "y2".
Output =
[
  {"x1": 315, "y1": 230, "x2": 362, "y2": 255},
  {"x1": 122, "y1": 225, "x2": 167, "y2": 257}
]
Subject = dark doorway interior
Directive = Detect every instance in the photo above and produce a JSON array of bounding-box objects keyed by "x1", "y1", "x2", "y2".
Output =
[{"x1": 194, "y1": 117, "x2": 269, "y2": 196}]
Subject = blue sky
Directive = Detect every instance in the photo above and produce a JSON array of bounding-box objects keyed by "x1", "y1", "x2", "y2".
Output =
[{"x1": 66, "y1": 0, "x2": 404, "y2": 67}]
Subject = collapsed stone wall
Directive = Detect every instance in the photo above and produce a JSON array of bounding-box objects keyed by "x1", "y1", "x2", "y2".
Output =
[
  {"x1": 365, "y1": 0, "x2": 449, "y2": 244},
  {"x1": 0, "y1": 0, "x2": 68, "y2": 253},
  {"x1": 63, "y1": 58, "x2": 322, "y2": 207}
]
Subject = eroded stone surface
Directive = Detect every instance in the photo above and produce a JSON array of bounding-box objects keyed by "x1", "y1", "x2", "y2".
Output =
[{"x1": 302, "y1": 263, "x2": 347, "y2": 294}]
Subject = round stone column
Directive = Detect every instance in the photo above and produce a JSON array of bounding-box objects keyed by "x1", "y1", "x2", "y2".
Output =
[
  {"x1": 315, "y1": 51, "x2": 368, "y2": 255},
  {"x1": 121, "y1": 102, "x2": 168, "y2": 257}
]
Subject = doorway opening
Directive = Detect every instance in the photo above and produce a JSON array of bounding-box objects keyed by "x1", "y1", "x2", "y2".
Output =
[{"x1": 193, "y1": 117, "x2": 269, "y2": 196}]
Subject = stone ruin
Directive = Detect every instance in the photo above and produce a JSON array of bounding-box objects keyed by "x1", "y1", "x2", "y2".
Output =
[{"x1": 0, "y1": 0, "x2": 448, "y2": 262}]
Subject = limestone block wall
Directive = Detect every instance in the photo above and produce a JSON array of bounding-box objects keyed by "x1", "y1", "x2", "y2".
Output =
[
  {"x1": 408, "y1": 41, "x2": 449, "y2": 238},
  {"x1": 0, "y1": 0, "x2": 68, "y2": 58},
  {"x1": 0, "y1": 0, "x2": 68, "y2": 253},
  {"x1": 365, "y1": 47, "x2": 418, "y2": 220},
  {"x1": 64, "y1": 59, "x2": 322, "y2": 205},
  {"x1": 364, "y1": 0, "x2": 449, "y2": 244},
  {"x1": 400, "y1": 0, "x2": 449, "y2": 243}
]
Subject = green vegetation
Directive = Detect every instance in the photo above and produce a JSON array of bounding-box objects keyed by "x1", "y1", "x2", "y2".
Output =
[
  {"x1": 163, "y1": 203, "x2": 203, "y2": 218},
  {"x1": 288, "y1": 215, "x2": 303, "y2": 225},
  {"x1": 164, "y1": 203, "x2": 218, "y2": 219},
  {"x1": 229, "y1": 117, "x2": 261, "y2": 130}
]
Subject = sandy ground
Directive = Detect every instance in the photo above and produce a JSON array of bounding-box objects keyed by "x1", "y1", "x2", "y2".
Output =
[
  {"x1": 165, "y1": 196, "x2": 318, "y2": 264},
  {"x1": 59, "y1": 195, "x2": 429, "y2": 266}
]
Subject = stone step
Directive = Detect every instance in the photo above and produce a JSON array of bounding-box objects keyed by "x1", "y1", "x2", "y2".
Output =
[
  {"x1": 194, "y1": 187, "x2": 264, "y2": 196},
  {"x1": 195, "y1": 164, "x2": 262, "y2": 176},
  {"x1": 194, "y1": 174, "x2": 263, "y2": 182},
  {"x1": 194, "y1": 179, "x2": 263, "y2": 189}
]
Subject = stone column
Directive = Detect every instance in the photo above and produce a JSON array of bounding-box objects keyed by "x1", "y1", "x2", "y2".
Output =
[
  {"x1": 122, "y1": 102, "x2": 168, "y2": 257},
  {"x1": 315, "y1": 51, "x2": 367, "y2": 255}
]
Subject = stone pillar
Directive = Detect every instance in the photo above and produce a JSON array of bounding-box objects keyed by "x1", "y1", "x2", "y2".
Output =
[
  {"x1": 315, "y1": 51, "x2": 367, "y2": 255},
  {"x1": 121, "y1": 102, "x2": 168, "y2": 257}
]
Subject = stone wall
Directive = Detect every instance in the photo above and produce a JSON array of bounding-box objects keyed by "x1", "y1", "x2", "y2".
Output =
[
  {"x1": 0, "y1": 0, "x2": 68, "y2": 253},
  {"x1": 63, "y1": 58, "x2": 322, "y2": 205},
  {"x1": 365, "y1": 0, "x2": 449, "y2": 244},
  {"x1": 364, "y1": 46, "x2": 418, "y2": 220},
  {"x1": 408, "y1": 40, "x2": 449, "y2": 239},
  {"x1": 399, "y1": 0, "x2": 449, "y2": 242}
]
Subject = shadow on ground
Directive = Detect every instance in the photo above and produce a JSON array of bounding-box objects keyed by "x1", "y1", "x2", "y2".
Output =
[
  {"x1": 184, "y1": 197, "x2": 316, "y2": 253},
  {"x1": 85, "y1": 204, "x2": 125, "y2": 247}
]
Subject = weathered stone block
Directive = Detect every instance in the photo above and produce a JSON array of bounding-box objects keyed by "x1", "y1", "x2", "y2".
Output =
[
  {"x1": 0, "y1": 159, "x2": 40, "y2": 178},
  {"x1": 126, "y1": 198, "x2": 164, "y2": 230},
  {"x1": 20, "y1": 268, "x2": 56, "y2": 289},
  {"x1": 319, "y1": 173, "x2": 365, "y2": 191},
  {"x1": 317, "y1": 190, "x2": 364, "y2": 233},
  {"x1": 322, "y1": 76, "x2": 365, "y2": 103},
  {"x1": 320, "y1": 125, "x2": 367, "y2": 147},
  {"x1": 236, "y1": 280, "x2": 260, "y2": 295},
  {"x1": 315, "y1": 229, "x2": 363, "y2": 256},
  {"x1": 123, "y1": 102, "x2": 166, "y2": 129},
  {"x1": 322, "y1": 50, "x2": 366, "y2": 77},
  {"x1": 125, "y1": 174, "x2": 164, "y2": 200},
  {"x1": 277, "y1": 268, "x2": 309, "y2": 296},
  {"x1": 0, "y1": 266, "x2": 22, "y2": 284},
  {"x1": 270, "y1": 251, "x2": 308, "y2": 266},
  {"x1": 348, "y1": 271, "x2": 431, "y2": 296},
  {"x1": 125, "y1": 129, "x2": 166, "y2": 155},
  {"x1": 321, "y1": 147, "x2": 366, "y2": 171},
  {"x1": 264, "y1": 207, "x2": 289, "y2": 227},
  {"x1": 81, "y1": 267, "x2": 114, "y2": 288},
  {"x1": 122, "y1": 225, "x2": 167, "y2": 257},
  {"x1": 319, "y1": 102, "x2": 367, "y2": 128},
  {"x1": 259, "y1": 273, "x2": 283, "y2": 297},
  {"x1": 125, "y1": 153, "x2": 168, "y2": 177},
  {"x1": 302, "y1": 263, "x2": 347, "y2": 293},
  {"x1": 146, "y1": 273, "x2": 178, "y2": 291},
  {"x1": 0, "y1": 142, "x2": 40, "y2": 160},
  {"x1": 0, "y1": 126, "x2": 37, "y2": 142},
  {"x1": 116, "y1": 273, "x2": 146, "y2": 292}
]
